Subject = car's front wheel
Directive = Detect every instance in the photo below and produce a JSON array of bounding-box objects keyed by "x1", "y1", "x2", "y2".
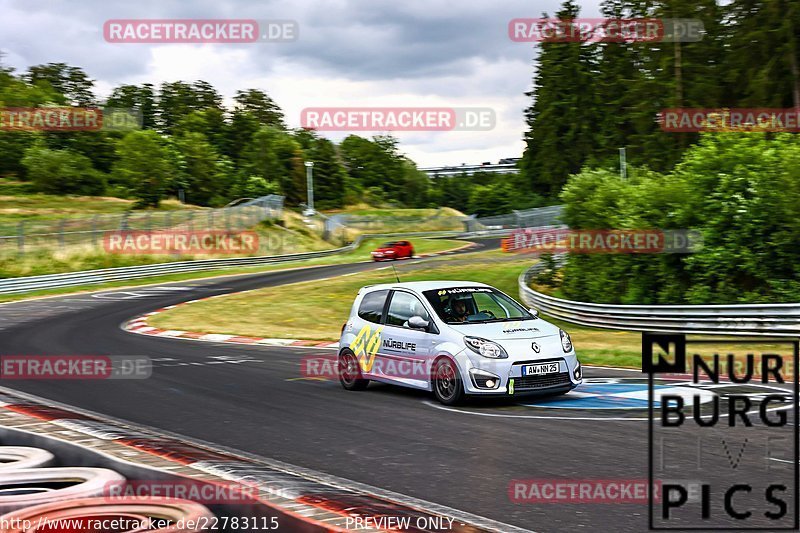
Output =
[
  {"x1": 433, "y1": 358, "x2": 464, "y2": 405},
  {"x1": 339, "y1": 349, "x2": 369, "y2": 391}
]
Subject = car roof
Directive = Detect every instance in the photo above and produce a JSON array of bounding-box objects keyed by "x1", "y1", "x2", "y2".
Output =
[{"x1": 360, "y1": 281, "x2": 493, "y2": 293}]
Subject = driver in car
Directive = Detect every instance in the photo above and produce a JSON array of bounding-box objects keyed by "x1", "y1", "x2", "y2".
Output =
[{"x1": 449, "y1": 297, "x2": 469, "y2": 322}]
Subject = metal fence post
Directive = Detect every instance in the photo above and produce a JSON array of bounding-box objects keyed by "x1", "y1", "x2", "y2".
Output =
[
  {"x1": 17, "y1": 221, "x2": 25, "y2": 255},
  {"x1": 58, "y1": 219, "x2": 66, "y2": 250},
  {"x1": 91, "y1": 215, "x2": 99, "y2": 247}
]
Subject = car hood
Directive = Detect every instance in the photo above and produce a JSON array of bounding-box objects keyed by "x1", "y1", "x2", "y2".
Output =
[
  {"x1": 373, "y1": 247, "x2": 396, "y2": 253},
  {"x1": 446, "y1": 319, "x2": 560, "y2": 340}
]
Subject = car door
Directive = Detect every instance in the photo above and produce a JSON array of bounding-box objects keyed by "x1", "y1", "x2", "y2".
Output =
[
  {"x1": 379, "y1": 290, "x2": 434, "y2": 389},
  {"x1": 346, "y1": 289, "x2": 390, "y2": 379}
]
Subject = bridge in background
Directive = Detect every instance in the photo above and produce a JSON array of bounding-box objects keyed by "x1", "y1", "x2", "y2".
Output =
[{"x1": 420, "y1": 158, "x2": 520, "y2": 177}]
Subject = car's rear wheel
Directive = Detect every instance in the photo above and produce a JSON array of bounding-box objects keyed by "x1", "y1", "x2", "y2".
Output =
[
  {"x1": 433, "y1": 358, "x2": 464, "y2": 405},
  {"x1": 339, "y1": 349, "x2": 369, "y2": 391}
]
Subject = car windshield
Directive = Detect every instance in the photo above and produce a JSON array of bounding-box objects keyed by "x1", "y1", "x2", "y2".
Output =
[
  {"x1": 381, "y1": 242, "x2": 399, "y2": 247},
  {"x1": 422, "y1": 287, "x2": 533, "y2": 324}
]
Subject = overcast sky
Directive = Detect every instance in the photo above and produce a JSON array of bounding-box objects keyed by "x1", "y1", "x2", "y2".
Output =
[{"x1": 2, "y1": 0, "x2": 600, "y2": 167}]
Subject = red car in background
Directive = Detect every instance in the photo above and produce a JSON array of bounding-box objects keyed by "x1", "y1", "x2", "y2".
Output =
[{"x1": 371, "y1": 240, "x2": 414, "y2": 261}]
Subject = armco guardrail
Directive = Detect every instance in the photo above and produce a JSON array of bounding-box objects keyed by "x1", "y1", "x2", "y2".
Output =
[
  {"x1": 518, "y1": 261, "x2": 800, "y2": 337},
  {"x1": 0, "y1": 230, "x2": 497, "y2": 295}
]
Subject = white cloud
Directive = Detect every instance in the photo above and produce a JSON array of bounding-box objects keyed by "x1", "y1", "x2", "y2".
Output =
[{"x1": 1, "y1": 0, "x2": 601, "y2": 166}]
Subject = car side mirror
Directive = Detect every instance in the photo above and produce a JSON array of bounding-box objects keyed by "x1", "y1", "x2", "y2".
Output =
[
  {"x1": 529, "y1": 308, "x2": 539, "y2": 318},
  {"x1": 407, "y1": 316, "x2": 430, "y2": 330}
]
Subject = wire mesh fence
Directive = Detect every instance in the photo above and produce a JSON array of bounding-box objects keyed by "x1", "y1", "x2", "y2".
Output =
[
  {"x1": 321, "y1": 208, "x2": 467, "y2": 236},
  {"x1": 466, "y1": 205, "x2": 564, "y2": 231},
  {"x1": 0, "y1": 195, "x2": 284, "y2": 256}
]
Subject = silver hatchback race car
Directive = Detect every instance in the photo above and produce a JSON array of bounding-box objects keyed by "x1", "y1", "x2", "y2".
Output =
[{"x1": 338, "y1": 281, "x2": 582, "y2": 404}]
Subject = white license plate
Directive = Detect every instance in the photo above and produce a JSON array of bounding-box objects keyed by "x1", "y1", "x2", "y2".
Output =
[{"x1": 521, "y1": 362, "x2": 559, "y2": 376}]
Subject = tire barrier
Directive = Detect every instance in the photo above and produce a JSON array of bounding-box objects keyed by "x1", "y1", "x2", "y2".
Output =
[
  {"x1": 0, "y1": 467, "x2": 124, "y2": 513},
  {"x1": 1, "y1": 497, "x2": 214, "y2": 533},
  {"x1": 0, "y1": 447, "x2": 54, "y2": 470}
]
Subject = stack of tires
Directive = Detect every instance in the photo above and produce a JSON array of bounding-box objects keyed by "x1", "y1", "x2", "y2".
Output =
[{"x1": 0, "y1": 446, "x2": 214, "y2": 532}]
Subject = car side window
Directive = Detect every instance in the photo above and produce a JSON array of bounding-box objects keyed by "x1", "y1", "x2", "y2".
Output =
[
  {"x1": 386, "y1": 291, "x2": 430, "y2": 328},
  {"x1": 357, "y1": 289, "x2": 389, "y2": 323}
]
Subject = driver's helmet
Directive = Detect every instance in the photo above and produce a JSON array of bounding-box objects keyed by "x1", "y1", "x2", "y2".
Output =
[{"x1": 447, "y1": 294, "x2": 470, "y2": 318}]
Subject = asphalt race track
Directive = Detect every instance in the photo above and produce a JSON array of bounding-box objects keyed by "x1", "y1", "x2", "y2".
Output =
[{"x1": 0, "y1": 238, "x2": 796, "y2": 532}]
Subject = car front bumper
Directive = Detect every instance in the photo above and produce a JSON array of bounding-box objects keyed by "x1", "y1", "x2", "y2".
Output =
[{"x1": 456, "y1": 351, "x2": 582, "y2": 396}]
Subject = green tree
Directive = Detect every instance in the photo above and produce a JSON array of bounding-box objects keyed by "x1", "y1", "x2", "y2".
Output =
[
  {"x1": 307, "y1": 136, "x2": 347, "y2": 208},
  {"x1": 112, "y1": 131, "x2": 173, "y2": 207},
  {"x1": 174, "y1": 132, "x2": 225, "y2": 206},
  {"x1": 233, "y1": 89, "x2": 285, "y2": 129},
  {"x1": 520, "y1": 0, "x2": 598, "y2": 197},
  {"x1": 21, "y1": 145, "x2": 106, "y2": 195},
  {"x1": 106, "y1": 84, "x2": 157, "y2": 129},
  {"x1": 25, "y1": 63, "x2": 95, "y2": 106},
  {"x1": 157, "y1": 81, "x2": 222, "y2": 134},
  {"x1": 339, "y1": 134, "x2": 404, "y2": 201}
]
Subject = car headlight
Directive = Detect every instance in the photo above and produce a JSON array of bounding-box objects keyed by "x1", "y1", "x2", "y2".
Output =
[
  {"x1": 464, "y1": 336, "x2": 508, "y2": 359},
  {"x1": 560, "y1": 329, "x2": 573, "y2": 353}
]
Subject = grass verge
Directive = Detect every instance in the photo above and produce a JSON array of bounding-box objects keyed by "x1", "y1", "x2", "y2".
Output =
[
  {"x1": 0, "y1": 236, "x2": 469, "y2": 304},
  {"x1": 151, "y1": 248, "x2": 795, "y2": 374},
  {"x1": 150, "y1": 250, "x2": 531, "y2": 340}
]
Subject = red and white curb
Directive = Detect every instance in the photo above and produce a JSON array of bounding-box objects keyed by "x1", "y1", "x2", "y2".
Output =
[
  {"x1": 123, "y1": 241, "x2": 479, "y2": 349},
  {"x1": 124, "y1": 302, "x2": 340, "y2": 349},
  {"x1": 0, "y1": 385, "x2": 529, "y2": 533}
]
